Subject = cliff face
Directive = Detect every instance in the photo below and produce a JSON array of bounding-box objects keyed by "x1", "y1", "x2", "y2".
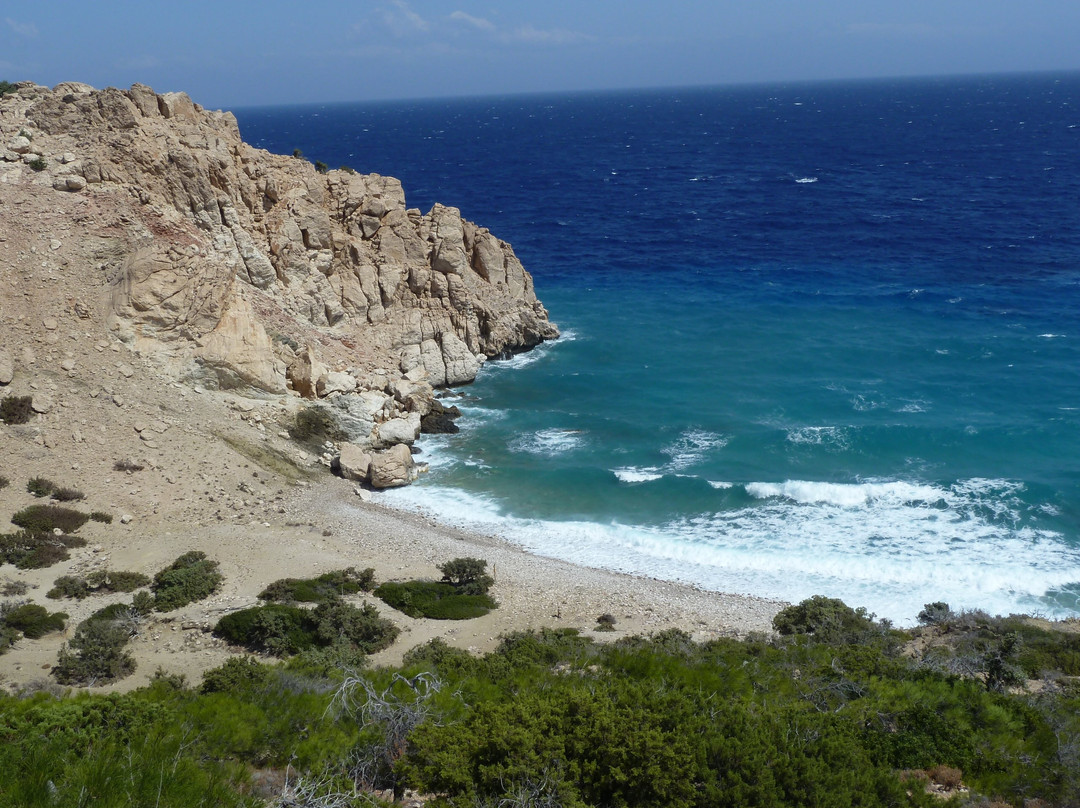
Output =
[{"x1": 0, "y1": 81, "x2": 557, "y2": 484}]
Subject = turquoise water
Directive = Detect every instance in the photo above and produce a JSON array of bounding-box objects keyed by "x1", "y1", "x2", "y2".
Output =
[{"x1": 237, "y1": 73, "x2": 1080, "y2": 622}]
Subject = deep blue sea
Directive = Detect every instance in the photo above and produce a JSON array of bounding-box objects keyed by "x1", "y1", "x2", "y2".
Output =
[{"x1": 236, "y1": 73, "x2": 1080, "y2": 623}]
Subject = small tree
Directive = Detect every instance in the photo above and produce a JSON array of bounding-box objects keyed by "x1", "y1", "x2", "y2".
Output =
[{"x1": 438, "y1": 557, "x2": 494, "y2": 596}]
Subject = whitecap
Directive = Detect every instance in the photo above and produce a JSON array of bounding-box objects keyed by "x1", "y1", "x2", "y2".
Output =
[
  {"x1": 1039, "y1": 333, "x2": 1065, "y2": 339},
  {"x1": 785, "y1": 426, "x2": 851, "y2": 449},
  {"x1": 612, "y1": 467, "x2": 663, "y2": 483},
  {"x1": 707, "y1": 480, "x2": 734, "y2": 490},
  {"x1": 661, "y1": 429, "x2": 729, "y2": 471},
  {"x1": 795, "y1": 176, "x2": 818, "y2": 183},
  {"x1": 509, "y1": 428, "x2": 585, "y2": 456}
]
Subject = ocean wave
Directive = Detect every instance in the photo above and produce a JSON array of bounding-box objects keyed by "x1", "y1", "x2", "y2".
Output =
[
  {"x1": 785, "y1": 426, "x2": 851, "y2": 449},
  {"x1": 661, "y1": 429, "x2": 729, "y2": 471},
  {"x1": 612, "y1": 467, "x2": 664, "y2": 483},
  {"x1": 373, "y1": 475, "x2": 1080, "y2": 624},
  {"x1": 795, "y1": 176, "x2": 818, "y2": 184},
  {"x1": 509, "y1": 428, "x2": 585, "y2": 456}
]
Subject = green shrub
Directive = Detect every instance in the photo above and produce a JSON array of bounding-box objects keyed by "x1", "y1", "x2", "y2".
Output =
[
  {"x1": 312, "y1": 599, "x2": 398, "y2": 653},
  {"x1": 10, "y1": 504, "x2": 90, "y2": 534},
  {"x1": 772, "y1": 595, "x2": 889, "y2": 644},
  {"x1": 112, "y1": 459, "x2": 144, "y2": 472},
  {"x1": 1, "y1": 602, "x2": 67, "y2": 639},
  {"x1": 258, "y1": 567, "x2": 376, "y2": 603},
  {"x1": 0, "y1": 395, "x2": 33, "y2": 424},
  {"x1": 48, "y1": 570, "x2": 150, "y2": 600},
  {"x1": 152, "y1": 551, "x2": 222, "y2": 611},
  {"x1": 0, "y1": 475, "x2": 8, "y2": 489},
  {"x1": 28, "y1": 156, "x2": 47, "y2": 172},
  {"x1": 27, "y1": 477, "x2": 57, "y2": 497},
  {"x1": 90, "y1": 511, "x2": 113, "y2": 524},
  {"x1": 596, "y1": 613, "x2": 617, "y2": 631},
  {"x1": 0, "y1": 81, "x2": 17, "y2": 97},
  {"x1": 918, "y1": 601, "x2": 953, "y2": 625},
  {"x1": 51, "y1": 487, "x2": 85, "y2": 503},
  {"x1": 375, "y1": 580, "x2": 497, "y2": 620},
  {"x1": 53, "y1": 617, "x2": 136, "y2": 684},
  {"x1": 314, "y1": 160, "x2": 328, "y2": 174},
  {"x1": 0, "y1": 530, "x2": 83, "y2": 570},
  {"x1": 200, "y1": 656, "x2": 271, "y2": 694},
  {"x1": 438, "y1": 557, "x2": 494, "y2": 595},
  {"x1": 214, "y1": 604, "x2": 317, "y2": 656},
  {"x1": 0, "y1": 579, "x2": 28, "y2": 596}
]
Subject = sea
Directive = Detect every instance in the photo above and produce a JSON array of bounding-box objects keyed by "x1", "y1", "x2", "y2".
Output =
[{"x1": 235, "y1": 72, "x2": 1080, "y2": 624}]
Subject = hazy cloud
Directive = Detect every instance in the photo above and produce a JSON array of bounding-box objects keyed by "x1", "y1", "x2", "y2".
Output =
[
  {"x1": 508, "y1": 25, "x2": 595, "y2": 45},
  {"x1": 449, "y1": 10, "x2": 496, "y2": 33},
  {"x1": 385, "y1": 0, "x2": 429, "y2": 33},
  {"x1": 6, "y1": 18, "x2": 39, "y2": 38}
]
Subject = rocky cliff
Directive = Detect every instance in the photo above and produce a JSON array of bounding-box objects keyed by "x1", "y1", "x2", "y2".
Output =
[{"x1": 0, "y1": 81, "x2": 557, "y2": 486}]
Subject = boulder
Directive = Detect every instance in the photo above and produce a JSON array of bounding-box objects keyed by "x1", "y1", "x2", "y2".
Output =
[
  {"x1": 372, "y1": 413, "x2": 421, "y2": 448},
  {"x1": 368, "y1": 443, "x2": 415, "y2": 488},
  {"x1": 336, "y1": 443, "x2": 372, "y2": 482},
  {"x1": 317, "y1": 371, "x2": 357, "y2": 397},
  {"x1": 287, "y1": 345, "x2": 326, "y2": 399}
]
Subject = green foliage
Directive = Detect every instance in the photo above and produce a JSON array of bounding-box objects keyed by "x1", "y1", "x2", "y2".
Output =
[
  {"x1": 918, "y1": 601, "x2": 953, "y2": 625},
  {"x1": 54, "y1": 616, "x2": 136, "y2": 684},
  {"x1": 596, "y1": 613, "x2": 617, "y2": 631},
  {"x1": 89, "y1": 510, "x2": 113, "y2": 524},
  {"x1": 151, "y1": 551, "x2": 223, "y2": 611},
  {"x1": 0, "y1": 80, "x2": 17, "y2": 97},
  {"x1": 0, "y1": 475, "x2": 8, "y2": 489},
  {"x1": 10, "y1": 504, "x2": 90, "y2": 534},
  {"x1": 1, "y1": 395, "x2": 33, "y2": 424},
  {"x1": 773, "y1": 595, "x2": 893, "y2": 645},
  {"x1": 314, "y1": 160, "x2": 329, "y2": 174},
  {"x1": 375, "y1": 580, "x2": 497, "y2": 619},
  {"x1": 27, "y1": 156, "x2": 47, "y2": 172},
  {"x1": 438, "y1": 557, "x2": 494, "y2": 595},
  {"x1": 200, "y1": 656, "x2": 272, "y2": 694},
  {"x1": 1, "y1": 602, "x2": 67, "y2": 643},
  {"x1": 340, "y1": 165, "x2": 356, "y2": 174},
  {"x1": 215, "y1": 598, "x2": 398, "y2": 657},
  {"x1": 27, "y1": 477, "x2": 56, "y2": 497},
  {"x1": 259, "y1": 566, "x2": 376, "y2": 603},
  {"x1": 0, "y1": 530, "x2": 85, "y2": 569},
  {"x1": 51, "y1": 487, "x2": 85, "y2": 503},
  {"x1": 288, "y1": 405, "x2": 348, "y2": 446},
  {"x1": 47, "y1": 569, "x2": 150, "y2": 600}
]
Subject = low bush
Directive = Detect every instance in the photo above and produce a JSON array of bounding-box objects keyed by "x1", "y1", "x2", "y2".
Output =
[
  {"x1": 28, "y1": 156, "x2": 47, "y2": 172},
  {"x1": 0, "y1": 579, "x2": 28, "y2": 596},
  {"x1": 772, "y1": 595, "x2": 892, "y2": 645},
  {"x1": 438, "y1": 557, "x2": 494, "y2": 595},
  {"x1": 1, "y1": 601, "x2": 67, "y2": 640},
  {"x1": 51, "y1": 487, "x2": 85, "y2": 503},
  {"x1": 215, "y1": 598, "x2": 398, "y2": 658},
  {"x1": 258, "y1": 567, "x2": 376, "y2": 603},
  {"x1": 375, "y1": 580, "x2": 497, "y2": 620},
  {"x1": 48, "y1": 570, "x2": 150, "y2": 600},
  {"x1": 596, "y1": 613, "x2": 617, "y2": 631},
  {"x1": 27, "y1": 477, "x2": 57, "y2": 497},
  {"x1": 0, "y1": 475, "x2": 8, "y2": 489},
  {"x1": 10, "y1": 504, "x2": 90, "y2": 534},
  {"x1": 0, "y1": 80, "x2": 16, "y2": 97},
  {"x1": 0, "y1": 530, "x2": 84, "y2": 569},
  {"x1": 53, "y1": 615, "x2": 136, "y2": 684},
  {"x1": 200, "y1": 656, "x2": 272, "y2": 694},
  {"x1": 152, "y1": 551, "x2": 223, "y2": 612},
  {"x1": 113, "y1": 459, "x2": 144, "y2": 472},
  {"x1": 0, "y1": 395, "x2": 33, "y2": 424},
  {"x1": 90, "y1": 511, "x2": 113, "y2": 524}
]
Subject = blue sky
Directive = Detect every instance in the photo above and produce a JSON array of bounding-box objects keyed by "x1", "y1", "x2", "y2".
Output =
[{"x1": 3, "y1": 1, "x2": 1079, "y2": 108}]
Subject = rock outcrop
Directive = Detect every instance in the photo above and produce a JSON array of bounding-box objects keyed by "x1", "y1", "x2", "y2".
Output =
[{"x1": 0, "y1": 81, "x2": 558, "y2": 485}]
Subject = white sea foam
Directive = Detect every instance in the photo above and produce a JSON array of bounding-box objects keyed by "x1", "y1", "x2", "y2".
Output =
[
  {"x1": 785, "y1": 426, "x2": 851, "y2": 449},
  {"x1": 795, "y1": 176, "x2": 818, "y2": 183},
  {"x1": 661, "y1": 429, "x2": 729, "y2": 471},
  {"x1": 509, "y1": 428, "x2": 585, "y2": 456},
  {"x1": 1039, "y1": 333, "x2": 1065, "y2": 339},
  {"x1": 613, "y1": 467, "x2": 664, "y2": 483},
  {"x1": 375, "y1": 475, "x2": 1080, "y2": 624},
  {"x1": 707, "y1": 480, "x2": 734, "y2": 489}
]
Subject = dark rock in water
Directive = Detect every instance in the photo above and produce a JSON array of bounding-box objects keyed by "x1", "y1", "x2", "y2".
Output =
[{"x1": 421, "y1": 399, "x2": 462, "y2": 434}]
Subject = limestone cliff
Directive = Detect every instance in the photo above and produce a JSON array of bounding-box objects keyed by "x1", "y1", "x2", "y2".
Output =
[{"x1": 0, "y1": 81, "x2": 557, "y2": 485}]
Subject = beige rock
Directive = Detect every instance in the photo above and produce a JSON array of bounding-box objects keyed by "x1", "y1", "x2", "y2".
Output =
[
  {"x1": 316, "y1": 371, "x2": 357, "y2": 397},
  {"x1": 30, "y1": 393, "x2": 53, "y2": 414},
  {"x1": 196, "y1": 295, "x2": 286, "y2": 393},
  {"x1": 287, "y1": 345, "x2": 327, "y2": 399},
  {"x1": 336, "y1": 442, "x2": 372, "y2": 482},
  {"x1": 372, "y1": 413, "x2": 421, "y2": 448},
  {"x1": 368, "y1": 443, "x2": 415, "y2": 488}
]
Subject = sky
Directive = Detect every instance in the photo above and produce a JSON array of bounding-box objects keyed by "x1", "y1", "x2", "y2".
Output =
[{"x1": 3, "y1": 1, "x2": 1080, "y2": 108}]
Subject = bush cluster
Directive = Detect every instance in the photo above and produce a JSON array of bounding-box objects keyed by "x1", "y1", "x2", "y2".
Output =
[
  {"x1": 0, "y1": 529, "x2": 86, "y2": 569},
  {"x1": 375, "y1": 580, "x2": 496, "y2": 620},
  {"x1": 10, "y1": 504, "x2": 90, "y2": 534},
  {"x1": 48, "y1": 570, "x2": 151, "y2": 600},
  {"x1": 27, "y1": 477, "x2": 85, "y2": 502},
  {"x1": 0, "y1": 395, "x2": 33, "y2": 424},
  {"x1": 214, "y1": 598, "x2": 398, "y2": 657},
  {"x1": 259, "y1": 567, "x2": 376, "y2": 603},
  {"x1": 53, "y1": 613, "x2": 137, "y2": 685},
  {"x1": 151, "y1": 551, "x2": 223, "y2": 611},
  {"x1": 1, "y1": 601, "x2": 68, "y2": 653}
]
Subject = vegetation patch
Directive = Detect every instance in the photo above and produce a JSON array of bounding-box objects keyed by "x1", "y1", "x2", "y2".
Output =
[
  {"x1": 48, "y1": 570, "x2": 151, "y2": 600},
  {"x1": 375, "y1": 580, "x2": 496, "y2": 620},
  {"x1": 287, "y1": 406, "x2": 348, "y2": 448},
  {"x1": 0, "y1": 475, "x2": 8, "y2": 489},
  {"x1": 10, "y1": 504, "x2": 90, "y2": 534},
  {"x1": 0, "y1": 530, "x2": 86, "y2": 569},
  {"x1": 151, "y1": 551, "x2": 223, "y2": 612},
  {"x1": 214, "y1": 598, "x2": 398, "y2": 657},
  {"x1": 53, "y1": 614, "x2": 137, "y2": 685},
  {"x1": 0, "y1": 395, "x2": 34, "y2": 424},
  {"x1": 1, "y1": 601, "x2": 67, "y2": 653},
  {"x1": 258, "y1": 567, "x2": 376, "y2": 604}
]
